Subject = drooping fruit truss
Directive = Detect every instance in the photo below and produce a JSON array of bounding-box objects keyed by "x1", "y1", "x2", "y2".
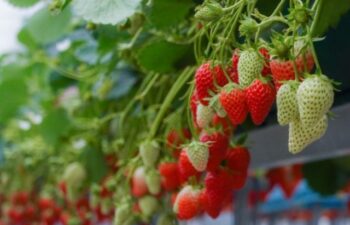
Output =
[{"x1": 0, "y1": 0, "x2": 347, "y2": 224}]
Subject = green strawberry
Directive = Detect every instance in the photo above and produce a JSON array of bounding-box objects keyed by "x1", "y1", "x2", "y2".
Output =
[
  {"x1": 114, "y1": 201, "x2": 132, "y2": 225},
  {"x1": 238, "y1": 49, "x2": 264, "y2": 87},
  {"x1": 277, "y1": 81, "x2": 300, "y2": 125},
  {"x1": 145, "y1": 169, "x2": 161, "y2": 195},
  {"x1": 194, "y1": 2, "x2": 223, "y2": 22},
  {"x1": 297, "y1": 75, "x2": 334, "y2": 127},
  {"x1": 186, "y1": 141, "x2": 209, "y2": 172},
  {"x1": 196, "y1": 103, "x2": 214, "y2": 128},
  {"x1": 140, "y1": 140, "x2": 160, "y2": 168},
  {"x1": 63, "y1": 162, "x2": 86, "y2": 189},
  {"x1": 139, "y1": 196, "x2": 159, "y2": 217},
  {"x1": 288, "y1": 115, "x2": 328, "y2": 154}
]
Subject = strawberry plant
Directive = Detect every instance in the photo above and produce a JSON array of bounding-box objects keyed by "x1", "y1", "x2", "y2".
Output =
[{"x1": 0, "y1": 0, "x2": 349, "y2": 224}]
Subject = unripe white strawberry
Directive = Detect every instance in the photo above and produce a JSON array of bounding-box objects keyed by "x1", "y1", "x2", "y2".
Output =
[
  {"x1": 186, "y1": 142, "x2": 209, "y2": 172},
  {"x1": 288, "y1": 115, "x2": 328, "y2": 154},
  {"x1": 63, "y1": 162, "x2": 86, "y2": 189},
  {"x1": 297, "y1": 75, "x2": 334, "y2": 127},
  {"x1": 114, "y1": 201, "x2": 131, "y2": 225},
  {"x1": 238, "y1": 49, "x2": 264, "y2": 87},
  {"x1": 196, "y1": 103, "x2": 214, "y2": 128},
  {"x1": 277, "y1": 81, "x2": 299, "y2": 125},
  {"x1": 140, "y1": 140, "x2": 160, "y2": 168},
  {"x1": 145, "y1": 169, "x2": 161, "y2": 195},
  {"x1": 139, "y1": 195, "x2": 158, "y2": 217}
]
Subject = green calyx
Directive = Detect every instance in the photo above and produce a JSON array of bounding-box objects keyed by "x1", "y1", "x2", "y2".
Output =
[
  {"x1": 209, "y1": 94, "x2": 226, "y2": 118},
  {"x1": 269, "y1": 33, "x2": 293, "y2": 60}
]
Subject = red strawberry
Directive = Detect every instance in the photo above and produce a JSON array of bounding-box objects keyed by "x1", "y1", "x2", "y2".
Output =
[
  {"x1": 7, "y1": 208, "x2": 22, "y2": 223},
  {"x1": 230, "y1": 170, "x2": 248, "y2": 190},
  {"x1": 267, "y1": 165, "x2": 302, "y2": 198},
  {"x1": 190, "y1": 91, "x2": 199, "y2": 127},
  {"x1": 259, "y1": 47, "x2": 271, "y2": 76},
  {"x1": 212, "y1": 65, "x2": 228, "y2": 87},
  {"x1": 270, "y1": 52, "x2": 314, "y2": 89},
  {"x1": 226, "y1": 146, "x2": 250, "y2": 172},
  {"x1": 200, "y1": 189, "x2": 221, "y2": 218},
  {"x1": 158, "y1": 162, "x2": 181, "y2": 191},
  {"x1": 195, "y1": 63, "x2": 216, "y2": 105},
  {"x1": 166, "y1": 128, "x2": 191, "y2": 158},
  {"x1": 38, "y1": 198, "x2": 54, "y2": 210},
  {"x1": 131, "y1": 167, "x2": 148, "y2": 197},
  {"x1": 174, "y1": 186, "x2": 201, "y2": 220},
  {"x1": 219, "y1": 85, "x2": 248, "y2": 125},
  {"x1": 12, "y1": 191, "x2": 29, "y2": 205},
  {"x1": 245, "y1": 79, "x2": 276, "y2": 125},
  {"x1": 24, "y1": 205, "x2": 36, "y2": 221},
  {"x1": 202, "y1": 168, "x2": 233, "y2": 218},
  {"x1": 58, "y1": 181, "x2": 67, "y2": 197},
  {"x1": 231, "y1": 49, "x2": 240, "y2": 72},
  {"x1": 178, "y1": 150, "x2": 201, "y2": 183},
  {"x1": 205, "y1": 168, "x2": 233, "y2": 194},
  {"x1": 211, "y1": 114, "x2": 234, "y2": 135},
  {"x1": 226, "y1": 66, "x2": 239, "y2": 83},
  {"x1": 200, "y1": 132, "x2": 229, "y2": 171},
  {"x1": 166, "y1": 129, "x2": 191, "y2": 149},
  {"x1": 104, "y1": 154, "x2": 118, "y2": 172}
]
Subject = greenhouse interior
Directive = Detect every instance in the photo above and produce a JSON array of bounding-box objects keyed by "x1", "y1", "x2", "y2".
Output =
[{"x1": 1, "y1": 0, "x2": 350, "y2": 224}]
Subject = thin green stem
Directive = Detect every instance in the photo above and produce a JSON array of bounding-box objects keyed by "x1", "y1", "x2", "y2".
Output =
[
  {"x1": 219, "y1": 0, "x2": 245, "y2": 60},
  {"x1": 223, "y1": 0, "x2": 243, "y2": 12},
  {"x1": 186, "y1": 82, "x2": 196, "y2": 138},
  {"x1": 148, "y1": 67, "x2": 195, "y2": 140},
  {"x1": 306, "y1": 25, "x2": 322, "y2": 73},
  {"x1": 259, "y1": 16, "x2": 289, "y2": 28},
  {"x1": 291, "y1": 27, "x2": 299, "y2": 80},
  {"x1": 255, "y1": 16, "x2": 288, "y2": 43},
  {"x1": 310, "y1": 0, "x2": 322, "y2": 36},
  {"x1": 271, "y1": 0, "x2": 287, "y2": 16},
  {"x1": 309, "y1": 41, "x2": 322, "y2": 74},
  {"x1": 136, "y1": 73, "x2": 160, "y2": 100}
]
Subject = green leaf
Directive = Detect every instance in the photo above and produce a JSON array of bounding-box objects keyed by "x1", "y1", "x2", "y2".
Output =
[
  {"x1": 146, "y1": 0, "x2": 194, "y2": 29},
  {"x1": 312, "y1": 0, "x2": 350, "y2": 37},
  {"x1": 0, "y1": 78, "x2": 28, "y2": 123},
  {"x1": 39, "y1": 108, "x2": 71, "y2": 145},
  {"x1": 25, "y1": 7, "x2": 72, "y2": 44},
  {"x1": 7, "y1": 0, "x2": 39, "y2": 8},
  {"x1": 72, "y1": 0, "x2": 142, "y2": 25},
  {"x1": 136, "y1": 39, "x2": 190, "y2": 73},
  {"x1": 332, "y1": 156, "x2": 350, "y2": 172},
  {"x1": 80, "y1": 148, "x2": 109, "y2": 184},
  {"x1": 0, "y1": 64, "x2": 29, "y2": 122},
  {"x1": 17, "y1": 27, "x2": 38, "y2": 50},
  {"x1": 303, "y1": 160, "x2": 348, "y2": 196}
]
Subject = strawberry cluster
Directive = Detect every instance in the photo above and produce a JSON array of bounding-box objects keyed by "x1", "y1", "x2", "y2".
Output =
[
  {"x1": 1, "y1": 192, "x2": 66, "y2": 225},
  {"x1": 173, "y1": 137, "x2": 250, "y2": 220},
  {"x1": 194, "y1": 48, "x2": 276, "y2": 130},
  {"x1": 277, "y1": 75, "x2": 334, "y2": 154}
]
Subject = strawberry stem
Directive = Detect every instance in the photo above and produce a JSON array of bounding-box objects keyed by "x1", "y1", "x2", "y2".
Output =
[{"x1": 148, "y1": 67, "x2": 195, "y2": 140}]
